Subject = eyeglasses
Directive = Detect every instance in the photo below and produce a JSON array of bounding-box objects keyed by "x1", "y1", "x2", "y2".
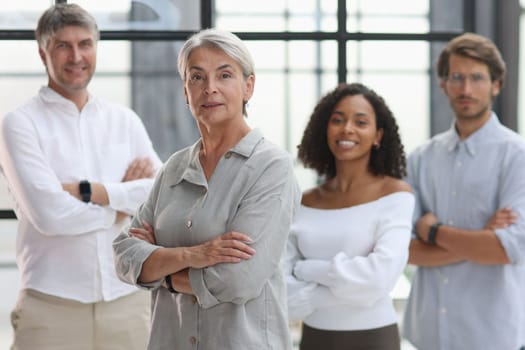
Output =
[{"x1": 446, "y1": 73, "x2": 491, "y2": 88}]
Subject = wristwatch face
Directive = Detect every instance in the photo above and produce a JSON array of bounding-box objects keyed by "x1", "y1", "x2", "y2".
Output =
[{"x1": 79, "y1": 180, "x2": 91, "y2": 202}]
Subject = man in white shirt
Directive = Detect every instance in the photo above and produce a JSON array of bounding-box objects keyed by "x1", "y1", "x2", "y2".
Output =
[{"x1": 0, "y1": 4, "x2": 162, "y2": 350}]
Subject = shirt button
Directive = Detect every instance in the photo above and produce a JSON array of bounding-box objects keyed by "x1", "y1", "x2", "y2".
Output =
[
  {"x1": 443, "y1": 277, "x2": 449, "y2": 284},
  {"x1": 189, "y1": 336, "x2": 197, "y2": 345},
  {"x1": 224, "y1": 152, "x2": 232, "y2": 159},
  {"x1": 441, "y1": 307, "x2": 447, "y2": 314},
  {"x1": 457, "y1": 161, "x2": 462, "y2": 167},
  {"x1": 448, "y1": 220, "x2": 454, "y2": 225},
  {"x1": 186, "y1": 220, "x2": 192, "y2": 228}
]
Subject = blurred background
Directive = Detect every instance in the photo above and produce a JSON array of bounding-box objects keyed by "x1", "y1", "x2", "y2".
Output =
[{"x1": 1, "y1": 1, "x2": 523, "y2": 348}]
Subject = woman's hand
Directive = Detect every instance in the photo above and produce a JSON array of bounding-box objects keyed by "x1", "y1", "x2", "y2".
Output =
[
  {"x1": 485, "y1": 207, "x2": 517, "y2": 230},
  {"x1": 130, "y1": 221, "x2": 157, "y2": 244},
  {"x1": 186, "y1": 231, "x2": 256, "y2": 269}
]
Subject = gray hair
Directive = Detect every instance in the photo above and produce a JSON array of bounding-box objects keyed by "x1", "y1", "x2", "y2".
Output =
[
  {"x1": 177, "y1": 29, "x2": 255, "y2": 116},
  {"x1": 36, "y1": 3, "x2": 99, "y2": 50},
  {"x1": 177, "y1": 29, "x2": 255, "y2": 82}
]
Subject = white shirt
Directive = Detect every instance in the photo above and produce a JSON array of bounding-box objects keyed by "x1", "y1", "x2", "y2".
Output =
[
  {"x1": 286, "y1": 191, "x2": 414, "y2": 330},
  {"x1": 0, "y1": 86, "x2": 162, "y2": 303}
]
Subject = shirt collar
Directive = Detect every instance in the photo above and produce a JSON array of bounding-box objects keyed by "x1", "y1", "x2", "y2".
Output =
[
  {"x1": 169, "y1": 128, "x2": 264, "y2": 187},
  {"x1": 444, "y1": 112, "x2": 500, "y2": 156},
  {"x1": 39, "y1": 86, "x2": 95, "y2": 111}
]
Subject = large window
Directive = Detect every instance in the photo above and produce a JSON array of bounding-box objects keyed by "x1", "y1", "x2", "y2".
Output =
[
  {"x1": 0, "y1": 1, "x2": 495, "y2": 348},
  {"x1": 519, "y1": 0, "x2": 525, "y2": 134}
]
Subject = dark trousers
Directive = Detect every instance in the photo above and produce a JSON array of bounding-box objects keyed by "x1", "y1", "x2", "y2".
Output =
[{"x1": 300, "y1": 323, "x2": 400, "y2": 350}]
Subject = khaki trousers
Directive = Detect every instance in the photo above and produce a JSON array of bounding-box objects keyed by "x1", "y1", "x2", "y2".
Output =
[{"x1": 10, "y1": 289, "x2": 150, "y2": 350}]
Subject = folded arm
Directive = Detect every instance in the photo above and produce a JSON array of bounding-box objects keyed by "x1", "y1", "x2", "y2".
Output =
[{"x1": 410, "y1": 209, "x2": 513, "y2": 266}]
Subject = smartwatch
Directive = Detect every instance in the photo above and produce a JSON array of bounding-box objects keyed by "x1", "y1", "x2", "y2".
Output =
[
  {"x1": 427, "y1": 222, "x2": 442, "y2": 245},
  {"x1": 165, "y1": 274, "x2": 177, "y2": 293},
  {"x1": 79, "y1": 180, "x2": 92, "y2": 203}
]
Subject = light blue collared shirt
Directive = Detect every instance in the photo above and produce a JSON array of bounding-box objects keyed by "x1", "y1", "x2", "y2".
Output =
[{"x1": 403, "y1": 114, "x2": 525, "y2": 350}]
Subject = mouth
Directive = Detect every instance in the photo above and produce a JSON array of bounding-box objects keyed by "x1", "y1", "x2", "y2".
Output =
[
  {"x1": 457, "y1": 97, "x2": 475, "y2": 105},
  {"x1": 202, "y1": 102, "x2": 223, "y2": 109},
  {"x1": 336, "y1": 140, "x2": 357, "y2": 148},
  {"x1": 65, "y1": 65, "x2": 87, "y2": 75}
]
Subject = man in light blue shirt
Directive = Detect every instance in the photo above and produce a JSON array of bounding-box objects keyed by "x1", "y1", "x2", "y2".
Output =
[{"x1": 403, "y1": 32, "x2": 525, "y2": 350}]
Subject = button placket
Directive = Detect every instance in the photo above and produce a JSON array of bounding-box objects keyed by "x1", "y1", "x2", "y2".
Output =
[{"x1": 189, "y1": 336, "x2": 197, "y2": 345}]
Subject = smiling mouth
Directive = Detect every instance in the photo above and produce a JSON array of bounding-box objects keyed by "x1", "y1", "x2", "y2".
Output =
[
  {"x1": 65, "y1": 65, "x2": 87, "y2": 74},
  {"x1": 337, "y1": 140, "x2": 357, "y2": 147}
]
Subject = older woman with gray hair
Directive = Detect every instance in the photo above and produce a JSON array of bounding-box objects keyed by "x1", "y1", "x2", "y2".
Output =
[{"x1": 113, "y1": 28, "x2": 300, "y2": 350}]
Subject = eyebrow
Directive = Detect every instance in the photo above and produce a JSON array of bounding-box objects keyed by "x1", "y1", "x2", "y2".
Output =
[
  {"x1": 331, "y1": 110, "x2": 369, "y2": 117},
  {"x1": 188, "y1": 64, "x2": 234, "y2": 71}
]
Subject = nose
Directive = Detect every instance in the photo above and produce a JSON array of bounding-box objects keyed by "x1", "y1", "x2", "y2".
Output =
[
  {"x1": 70, "y1": 46, "x2": 82, "y2": 62},
  {"x1": 343, "y1": 120, "x2": 355, "y2": 133},
  {"x1": 203, "y1": 77, "x2": 217, "y2": 94},
  {"x1": 458, "y1": 77, "x2": 474, "y2": 93}
]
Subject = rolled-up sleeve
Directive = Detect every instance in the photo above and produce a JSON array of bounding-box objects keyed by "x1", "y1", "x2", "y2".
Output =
[{"x1": 494, "y1": 147, "x2": 525, "y2": 265}]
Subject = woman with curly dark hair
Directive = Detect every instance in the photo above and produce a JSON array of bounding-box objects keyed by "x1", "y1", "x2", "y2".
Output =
[{"x1": 285, "y1": 83, "x2": 415, "y2": 350}]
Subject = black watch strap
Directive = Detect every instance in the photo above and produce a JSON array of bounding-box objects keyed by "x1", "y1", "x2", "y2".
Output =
[
  {"x1": 428, "y1": 222, "x2": 442, "y2": 245},
  {"x1": 165, "y1": 274, "x2": 177, "y2": 293},
  {"x1": 79, "y1": 180, "x2": 91, "y2": 203}
]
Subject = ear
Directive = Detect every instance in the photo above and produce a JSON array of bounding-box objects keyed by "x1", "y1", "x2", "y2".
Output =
[
  {"x1": 183, "y1": 85, "x2": 189, "y2": 104},
  {"x1": 491, "y1": 79, "x2": 501, "y2": 97},
  {"x1": 243, "y1": 74, "x2": 255, "y2": 102},
  {"x1": 38, "y1": 47, "x2": 47, "y2": 66},
  {"x1": 375, "y1": 127, "x2": 384, "y2": 146},
  {"x1": 439, "y1": 78, "x2": 448, "y2": 96}
]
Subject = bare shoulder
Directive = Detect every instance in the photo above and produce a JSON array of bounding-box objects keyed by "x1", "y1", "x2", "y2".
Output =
[
  {"x1": 381, "y1": 177, "x2": 413, "y2": 196},
  {"x1": 301, "y1": 187, "x2": 322, "y2": 206}
]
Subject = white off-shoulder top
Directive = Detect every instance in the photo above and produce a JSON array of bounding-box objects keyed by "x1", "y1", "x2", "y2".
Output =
[{"x1": 285, "y1": 191, "x2": 415, "y2": 331}]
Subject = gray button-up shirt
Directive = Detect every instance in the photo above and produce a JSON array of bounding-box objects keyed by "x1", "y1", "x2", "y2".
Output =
[
  {"x1": 113, "y1": 129, "x2": 301, "y2": 350},
  {"x1": 403, "y1": 114, "x2": 525, "y2": 350}
]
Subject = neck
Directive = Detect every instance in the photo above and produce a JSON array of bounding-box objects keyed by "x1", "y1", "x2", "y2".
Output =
[
  {"x1": 199, "y1": 120, "x2": 251, "y2": 159},
  {"x1": 330, "y1": 160, "x2": 373, "y2": 193},
  {"x1": 49, "y1": 84, "x2": 89, "y2": 111},
  {"x1": 455, "y1": 111, "x2": 491, "y2": 139}
]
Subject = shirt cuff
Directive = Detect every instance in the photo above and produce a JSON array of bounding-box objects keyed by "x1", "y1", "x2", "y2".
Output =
[
  {"x1": 104, "y1": 182, "x2": 126, "y2": 211},
  {"x1": 294, "y1": 259, "x2": 331, "y2": 285},
  {"x1": 494, "y1": 228, "x2": 521, "y2": 265},
  {"x1": 100, "y1": 205, "x2": 117, "y2": 228},
  {"x1": 188, "y1": 268, "x2": 219, "y2": 309}
]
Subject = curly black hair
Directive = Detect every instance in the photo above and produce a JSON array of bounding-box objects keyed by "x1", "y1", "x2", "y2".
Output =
[{"x1": 297, "y1": 82, "x2": 406, "y2": 179}]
